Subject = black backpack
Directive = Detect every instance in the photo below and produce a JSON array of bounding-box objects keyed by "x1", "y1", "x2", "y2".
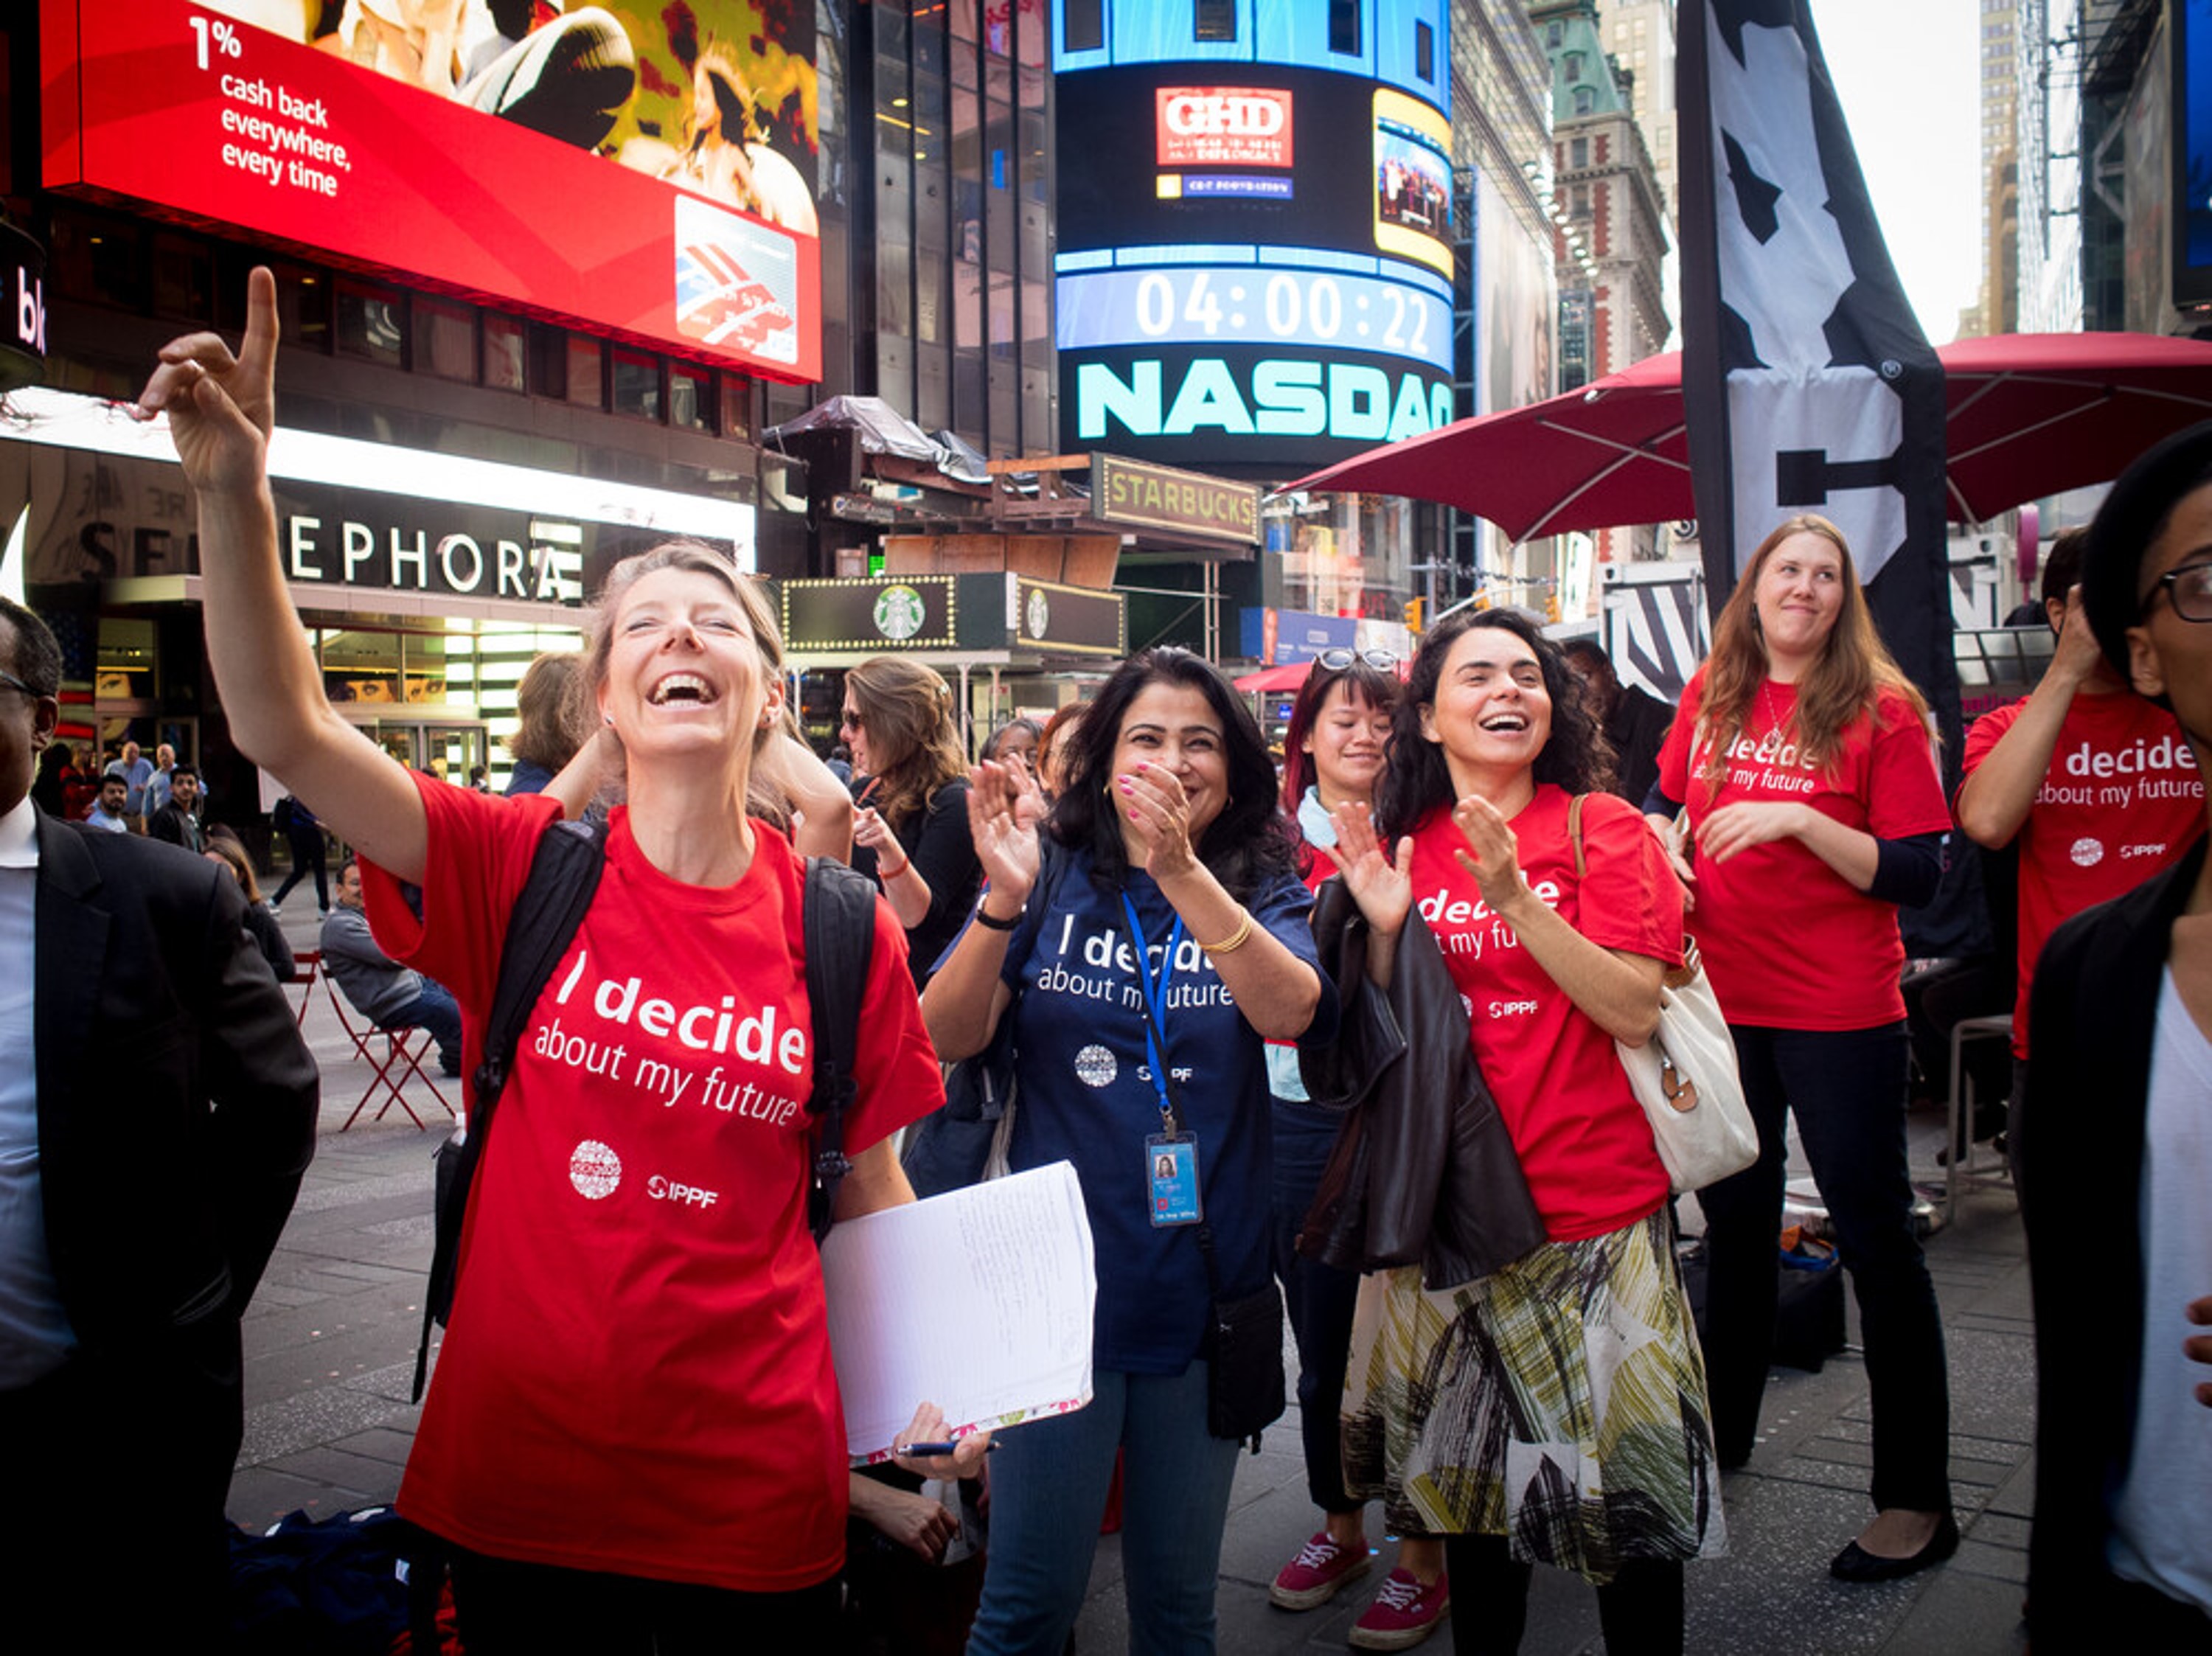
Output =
[{"x1": 411, "y1": 821, "x2": 879, "y2": 1401}]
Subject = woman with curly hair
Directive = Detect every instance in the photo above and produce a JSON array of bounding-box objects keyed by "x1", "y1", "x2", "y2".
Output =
[
  {"x1": 1649, "y1": 514, "x2": 1954, "y2": 1583},
  {"x1": 1329, "y1": 607, "x2": 1722, "y2": 1655},
  {"x1": 844, "y1": 655, "x2": 983, "y2": 987}
]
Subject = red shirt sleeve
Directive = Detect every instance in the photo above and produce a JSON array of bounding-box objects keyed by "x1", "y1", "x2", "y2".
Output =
[
  {"x1": 1865, "y1": 688, "x2": 1954, "y2": 840},
  {"x1": 1655, "y1": 670, "x2": 1704, "y2": 805},
  {"x1": 1576, "y1": 791, "x2": 1685, "y2": 965},
  {"x1": 359, "y1": 772, "x2": 563, "y2": 1017}
]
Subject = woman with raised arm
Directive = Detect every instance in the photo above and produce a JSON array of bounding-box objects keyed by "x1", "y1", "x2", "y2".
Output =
[
  {"x1": 922, "y1": 647, "x2": 1332, "y2": 1656},
  {"x1": 135, "y1": 269, "x2": 975, "y2": 1650},
  {"x1": 843, "y1": 655, "x2": 981, "y2": 985},
  {"x1": 1329, "y1": 608, "x2": 1721, "y2": 1656},
  {"x1": 1649, "y1": 514, "x2": 1954, "y2": 1583}
]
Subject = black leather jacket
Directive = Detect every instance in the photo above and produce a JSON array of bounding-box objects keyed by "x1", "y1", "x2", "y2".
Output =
[{"x1": 1297, "y1": 878, "x2": 1546, "y2": 1291}]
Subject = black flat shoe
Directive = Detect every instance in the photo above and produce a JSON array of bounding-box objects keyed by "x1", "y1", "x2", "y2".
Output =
[{"x1": 1829, "y1": 1511, "x2": 1960, "y2": 1583}]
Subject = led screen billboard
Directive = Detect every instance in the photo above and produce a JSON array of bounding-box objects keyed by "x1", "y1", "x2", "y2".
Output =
[
  {"x1": 39, "y1": 0, "x2": 823, "y2": 382},
  {"x1": 2179, "y1": 0, "x2": 2212, "y2": 307},
  {"x1": 1056, "y1": 52, "x2": 1453, "y2": 473}
]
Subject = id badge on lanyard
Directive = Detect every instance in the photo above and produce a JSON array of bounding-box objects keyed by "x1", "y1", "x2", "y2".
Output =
[{"x1": 1123, "y1": 895, "x2": 1200, "y2": 1227}]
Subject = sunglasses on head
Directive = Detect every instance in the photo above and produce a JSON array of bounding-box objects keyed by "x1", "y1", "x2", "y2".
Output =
[{"x1": 1315, "y1": 647, "x2": 1400, "y2": 672}]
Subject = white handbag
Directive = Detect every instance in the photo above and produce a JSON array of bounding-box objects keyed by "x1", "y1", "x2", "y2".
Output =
[{"x1": 1569, "y1": 796, "x2": 1758, "y2": 1194}]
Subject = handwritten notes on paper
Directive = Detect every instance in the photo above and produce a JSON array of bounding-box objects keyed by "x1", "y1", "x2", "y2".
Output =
[{"x1": 824, "y1": 1161, "x2": 1097, "y2": 1463}]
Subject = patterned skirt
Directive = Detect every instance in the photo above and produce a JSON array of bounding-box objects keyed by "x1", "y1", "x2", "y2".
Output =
[{"x1": 1341, "y1": 1208, "x2": 1726, "y2": 1584}]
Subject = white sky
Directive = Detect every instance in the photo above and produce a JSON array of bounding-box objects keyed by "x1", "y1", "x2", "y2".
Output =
[{"x1": 1811, "y1": 0, "x2": 1986, "y2": 344}]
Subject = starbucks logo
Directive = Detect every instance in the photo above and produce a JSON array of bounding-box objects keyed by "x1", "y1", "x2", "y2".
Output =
[
  {"x1": 874, "y1": 585, "x2": 928, "y2": 640},
  {"x1": 1026, "y1": 588, "x2": 1051, "y2": 639}
]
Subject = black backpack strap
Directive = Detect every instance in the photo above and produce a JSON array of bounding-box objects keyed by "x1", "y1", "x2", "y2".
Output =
[
  {"x1": 804, "y1": 855, "x2": 880, "y2": 1244},
  {"x1": 412, "y1": 817, "x2": 607, "y2": 1402}
]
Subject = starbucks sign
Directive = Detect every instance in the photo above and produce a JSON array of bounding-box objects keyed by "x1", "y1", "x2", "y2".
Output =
[{"x1": 874, "y1": 585, "x2": 929, "y2": 640}]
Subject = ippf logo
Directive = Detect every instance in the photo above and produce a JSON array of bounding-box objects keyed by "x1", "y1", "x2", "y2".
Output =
[{"x1": 1156, "y1": 88, "x2": 1293, "y2": 169}]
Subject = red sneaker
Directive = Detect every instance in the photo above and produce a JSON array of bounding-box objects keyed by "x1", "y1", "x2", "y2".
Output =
[
  {"x1": 1347, "y1": 1567, "x2": 1450, "y2": 1650},
  {"x1": 1268, "y1": 1531, "x2": 1374, "y2": 1610}
]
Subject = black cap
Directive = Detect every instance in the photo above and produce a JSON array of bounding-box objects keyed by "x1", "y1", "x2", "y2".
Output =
[{"x1": 2081, "y1": 420, "x2": 2212, "y2": 683}]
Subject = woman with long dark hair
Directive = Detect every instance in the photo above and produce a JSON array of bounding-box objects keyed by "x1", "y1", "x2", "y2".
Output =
[
  {"x1": 1649, "y1": 514, "x2": 1955, "y2": 1582},
  {"x1": 1330, "y1": 608, "x2": 1721, "y2": 1655},
  {"x1": 844, "y1": 655, "x2": 982, "y2": 985},
  {"x1": 922, "y1": 647, "x2": 1332, "y2": 1655}
]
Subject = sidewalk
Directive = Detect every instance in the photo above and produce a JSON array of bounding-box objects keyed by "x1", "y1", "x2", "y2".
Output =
[{"x1": 231, "y1": 953, "x2": 2034, "y2": 1652}]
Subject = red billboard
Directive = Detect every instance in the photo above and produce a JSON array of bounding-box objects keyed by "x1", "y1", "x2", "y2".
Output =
[
  {"x1": 39, "y1": 0, "x2": 823, "y2": 383},
  {"x1": 1155, "y1": 87, "x2": 1294, "y2": 169}
]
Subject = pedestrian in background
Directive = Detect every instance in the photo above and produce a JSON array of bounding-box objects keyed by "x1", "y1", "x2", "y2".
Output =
[
  {"x1": 844, "y1": 656, "x2": 982, "y2": 988},
  {"x1": 1650, "y1": 515, "x2": 1956, "y2": 1582},
  {"x1": 504, "y1": 650, "x2": 585, "y2": 797}
]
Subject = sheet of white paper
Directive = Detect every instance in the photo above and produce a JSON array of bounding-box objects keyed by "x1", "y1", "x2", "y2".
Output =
[{"x1": 824, "y1": 1160, "x2": 1096, "y2": 1464}]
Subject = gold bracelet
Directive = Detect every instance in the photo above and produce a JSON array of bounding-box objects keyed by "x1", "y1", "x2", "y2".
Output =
[{"x1": 1197, "y1": 912, "x2": 1253, "y2": 955}]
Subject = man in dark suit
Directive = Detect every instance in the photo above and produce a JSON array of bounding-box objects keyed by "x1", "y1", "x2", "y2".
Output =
[{"x1": 0, "y1": 596, "x2": 319, "y2": 1639}]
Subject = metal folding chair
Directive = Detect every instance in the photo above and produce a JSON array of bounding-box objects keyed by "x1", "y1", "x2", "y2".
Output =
[
  {"x1": 1944, "y1": 1013, "x2": 2016, "y2": 1222},
  {"x1": 288, "y1": 950, "x2": 322, "y2": 1029},
  {"x1": 321, "y1": 970, "x2": 455, "y2": 1132}
]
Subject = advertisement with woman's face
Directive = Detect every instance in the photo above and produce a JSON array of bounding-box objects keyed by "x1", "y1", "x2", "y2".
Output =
[{"x1": 43, "y1": 0, "x2": 823, "y2": 380}]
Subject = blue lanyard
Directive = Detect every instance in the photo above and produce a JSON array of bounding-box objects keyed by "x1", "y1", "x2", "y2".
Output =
[{"x1": 1120, "y1": 894, "x2": 1185, "y2": 1129}]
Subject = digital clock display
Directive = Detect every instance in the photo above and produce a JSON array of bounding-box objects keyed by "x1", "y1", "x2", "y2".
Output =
[{"x1": 1057, "y1": 265, "x2": 1452, "y2": 375}]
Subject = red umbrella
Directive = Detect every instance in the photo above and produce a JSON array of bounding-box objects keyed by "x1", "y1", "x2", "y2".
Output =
[
  {"x1": 1283, "y1": 333, "x2": 2212, "y2": 533},
  {"x1": 1233, "y1": 660, "x2": 1317, "y2": 692},
  {"x1": 1938, "y1": 332, "x2": 2212, "y2": 520}
]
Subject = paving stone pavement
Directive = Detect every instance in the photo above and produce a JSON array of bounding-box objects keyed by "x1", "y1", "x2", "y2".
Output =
[{"x1": 237, "y1": 933, "x2": 2035, "y2": 1652}]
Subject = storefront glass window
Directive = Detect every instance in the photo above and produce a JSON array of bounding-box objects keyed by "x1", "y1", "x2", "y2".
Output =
[
  {"x1": 484, "y1": 313, "x2": 526, "y2": 392},
  {"x1": 415, "y1": 294, "x2": 479, "y2": 382},
  {"x1": 335, "y1": 279, "x2": 406, "y2": 366},
  {"x1": 1269, "y1": 493, "x2": 1415, "y2": 622}
]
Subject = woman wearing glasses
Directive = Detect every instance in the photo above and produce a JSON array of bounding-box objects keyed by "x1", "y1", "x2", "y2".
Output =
[
  {"x1": 843, "y1": 657, "x2": 983, "y2": 987},
  {"x1": 2026, "y1": 424, "x2": 2212, "y2": 1644},
  {"x1": 1649, "y1": 515, "x2": 1955, "y2": 1583}
]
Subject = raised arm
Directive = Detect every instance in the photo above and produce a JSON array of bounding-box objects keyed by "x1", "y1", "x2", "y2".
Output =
[
  {"x1": 919, "y1": 762, "x2": 1032, "y2": 1060},
  {"x1": 1955, "y1": 591, "x2": 2103, "y2": 849},
  {"x1": 135, "y1": 268, "x2": 428, "y2": 881}
]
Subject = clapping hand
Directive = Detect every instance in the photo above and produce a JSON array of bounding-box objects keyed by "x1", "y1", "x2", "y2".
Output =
[
  {"x1": 967, "y1": 760, "x2": 1040, "y2": 905},
  {"x1": 2188, "y1": 1296, "x2": 2212, "y2": 1408},
  {"x1": 1329, "y1": 802, "x2": 1413, "y2": 935},
  {"x1": 1114, "y1": 760, "x2": 1199, "y2": 880},
  {"x1": 1450, "y1": 793, "x2": 1529, "y2": 913}
]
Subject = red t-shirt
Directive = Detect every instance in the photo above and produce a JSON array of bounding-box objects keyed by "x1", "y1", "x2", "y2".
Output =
[
  {"x1": 1405, "y1": 786, "x2": 1676, "y2": 1242},
  {"x1": 1655, "y1": 672, "x2": 1951, "y2": 1031},
  {"x1": 361, "y1": 776, "x2": 943, "y2": 1592},
  {"x1": 1960, "y1": 692, "x2": 2205, "y2": 1057}
]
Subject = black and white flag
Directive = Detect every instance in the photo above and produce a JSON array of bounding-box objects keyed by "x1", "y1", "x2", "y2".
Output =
[{"x1": 1677, "y1": 0, "x2": 1960, "y2": 745}]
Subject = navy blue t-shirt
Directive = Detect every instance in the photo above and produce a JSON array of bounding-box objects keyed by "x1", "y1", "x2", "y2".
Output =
[{"x1": 993, "y1": 849, "x2": 1332, "y2": 1374}]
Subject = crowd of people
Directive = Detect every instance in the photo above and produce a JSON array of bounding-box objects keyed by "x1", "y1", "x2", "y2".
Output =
[{"x1": 0, "y1": 265, "x2": 2204, "y2": 1651}]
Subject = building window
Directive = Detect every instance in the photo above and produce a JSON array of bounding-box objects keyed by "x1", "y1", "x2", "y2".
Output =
[
  {"x1": 1329, "y1": 0, "x2": 1359, "y2": 55},
  {"x1": 484, "y1": 313, "x2": 526, "y2": 392},
  {"x1": 1415, "y1": 18, "x2": 1434, "y2": 80},
  {"x1": 611, "y1": 349, "x2": 661, "y2": 420},
  {"x1": 1573, "y1": 85, "x2": 1596, "y2": 116},
  {"x1": 1564, "y1": 51, "x2": 1585, "y2": 78},
  {"x1": 1571, "y1": 135, "x2": 1589, "y2": 170},
  {"x1": 335, "y1": 278, "x2": 406, "y2": 366},
  {"x1": 1067, "y1": 0, "x2": 1105, "y2": 50},
  {"x1": 414, "y1": 293, "x2": 478, "y2": 382},
  {"x1": 566, "y1": 335, "x2": 604, "y2": 408},
  {"x1": 1195, "y1": 0, "x2": 1236, "y2": 43},
  {"x1": 670, "y1": 366, "x2": 714, "y2": 433}
]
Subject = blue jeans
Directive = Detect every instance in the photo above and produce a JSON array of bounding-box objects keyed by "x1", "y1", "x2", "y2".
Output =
[
  {"x1": 966, "y1": 1362, "x2": 1242, "y2": 1655},
  {"x1": 395, "y1": 979, "x2": 465, "y2": 1077},
  {"x1": 1272, "y1": 1095, "x2": 1362, "y2": 1514},
  {"x1": 1699, "y1": 1023, "x2": 1952, "y2": 1513}
]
